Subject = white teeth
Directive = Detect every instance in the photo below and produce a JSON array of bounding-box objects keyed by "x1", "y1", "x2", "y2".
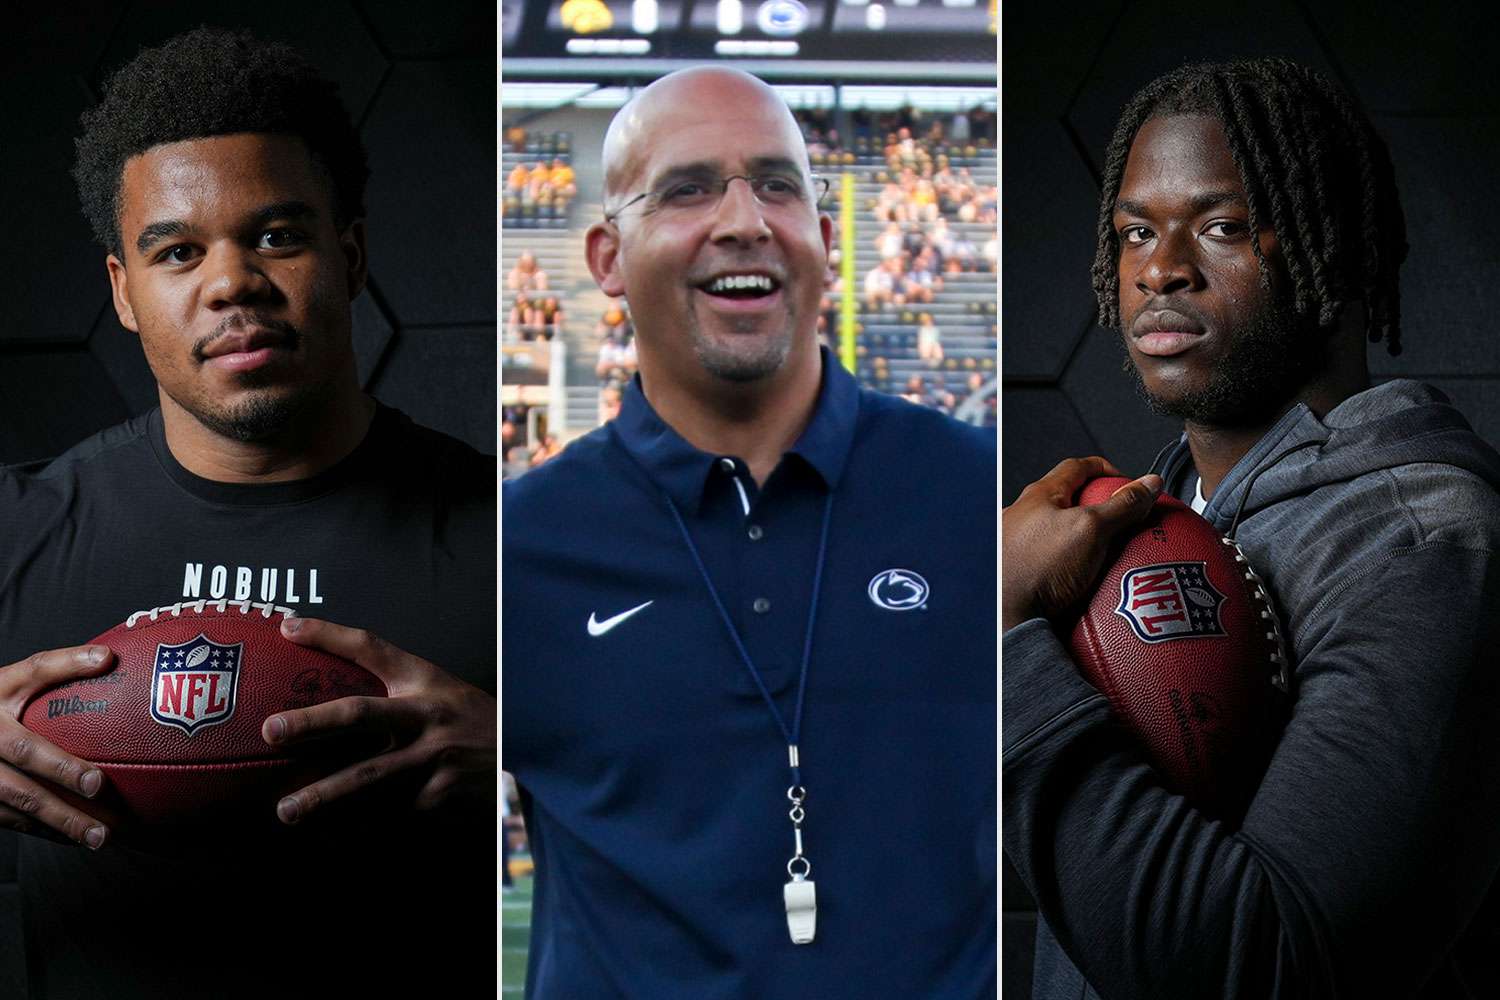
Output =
[{"x1": 706, "y1": 274, "x2": 774, "y2": 293}]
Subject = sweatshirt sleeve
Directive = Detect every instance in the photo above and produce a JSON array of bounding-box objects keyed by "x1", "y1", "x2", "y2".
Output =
[{"x1": 1002, "y1": 541, "x2": 1500, "y2": 998}]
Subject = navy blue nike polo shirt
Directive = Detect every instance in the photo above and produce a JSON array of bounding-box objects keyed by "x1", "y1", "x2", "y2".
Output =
[{"x1": 503, "y1": 351, "x2": 996, "y2": 999}]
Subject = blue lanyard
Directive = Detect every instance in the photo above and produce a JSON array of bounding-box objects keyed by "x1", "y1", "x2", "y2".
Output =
[
  {"x1": 662, "y1": 488, "x2": 834, "y2": 788},
  {"x1": 664, "y1": 474, "x2": 834, "y2": 943}
]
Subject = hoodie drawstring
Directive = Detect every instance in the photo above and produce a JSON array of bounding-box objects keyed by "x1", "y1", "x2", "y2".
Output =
[{"x1": 1226, "y1": 439, "x2": 1328, "y2": 539}]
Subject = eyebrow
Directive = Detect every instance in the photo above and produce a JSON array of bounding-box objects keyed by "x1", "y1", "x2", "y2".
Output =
[
  {"x1": 134, "y1": 219, "x2": 188, "y2": 256},
  {"x1": 1114, "y1": 190, "x2": 1245, "y2": 218},
  {"x1": 133, "y1": 200, "x2": 320, "y2": 255},
  {"x1": 646, "y1": 156, "x2": 807, "y2": 189}
]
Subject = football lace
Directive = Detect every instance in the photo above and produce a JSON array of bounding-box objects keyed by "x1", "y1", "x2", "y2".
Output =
[
  {"x1": 124, "y1": 599, "x2": 297, "y2": 629},
  {"x1": 1220, "y1": 537, "x2": 1291, "y2": 693}
]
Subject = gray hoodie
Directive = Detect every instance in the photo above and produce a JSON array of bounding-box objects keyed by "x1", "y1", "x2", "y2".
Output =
[{"x1": 1004, "y1": 380, "x2": 1500, "y2": 998}]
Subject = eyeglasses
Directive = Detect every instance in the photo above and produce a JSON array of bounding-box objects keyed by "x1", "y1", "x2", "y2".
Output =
[{"x1": 604, "y1": 173, "x2": 831, "y2": 223}]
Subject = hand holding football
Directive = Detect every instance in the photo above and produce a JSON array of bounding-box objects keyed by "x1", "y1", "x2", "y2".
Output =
[
  {"x1": 1002, "y1": 456, "x2": 1165, "y2": 629},
  {"x1": 1067, "y1": 476, "x2": 1287, "y2": 817},
  {"x1": 22, "y1": 600, "x2": 385, "y2": 830}
]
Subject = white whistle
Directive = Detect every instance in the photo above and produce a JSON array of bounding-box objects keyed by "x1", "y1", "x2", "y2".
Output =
[{"x1": 784, "y1": 877, "x2": 817, "y2": 944}]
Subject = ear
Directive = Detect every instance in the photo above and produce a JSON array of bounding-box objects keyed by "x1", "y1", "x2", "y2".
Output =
[
  {"x1": 585, "y1": 221, "x2": 627, "y2": 298},
  {"x1": 818, "y1": 212, "x2": 834, "y2": 262},
  {"x1": 106, "y1": 254, "x2": 139, "y2": 333},
  {"x1": 340, "y1": 219, "x2": 368, "y2": 299}
]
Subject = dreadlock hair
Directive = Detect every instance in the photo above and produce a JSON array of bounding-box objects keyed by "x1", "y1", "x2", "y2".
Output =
[
  {"x1": 1091, "y1": 58, "x2": 1408, "y2": 355},
  {"x1": 74, "y1": 27, "x2": 368, "y2": 257}
]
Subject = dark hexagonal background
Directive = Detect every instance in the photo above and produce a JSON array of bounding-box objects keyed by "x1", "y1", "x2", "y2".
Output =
[
  {"x1": 1372, "y1": 116, "x2": 1500, "y2": 380},
  {"x1": 4, "y1": 12, "x2": 117, "y2": 349},
  {"x1": 88, "y1": 2, "x2": 389, "y2": 119},
  {"x1": 363, "y1": 58, "x2": 497, "y2": 327},
  {"x1": 1058, "y1": 324, "x2": 1181, "y2": 481},
  {"x1": 370, "y1": 327, "x2": 497, "y2": 449},
  {"x1": 361, "y1": 0, "x2": 497, "y2": 58},
  {"x1": 1002, "y1": 387, "x2": 1097, "y2": 505},
  {"x1": 1001, "y1": 116, "x2": 1099, "y2": 381},
  {"x1": 0, "y1": 353, "x2": 129, "y2": 466},
  {"x1": 1063, "y1": 0, "x2": 1334, "y2": 174},
  {"x1": 1002, "y1": 3, "x2": 1500, "y2": 994}
]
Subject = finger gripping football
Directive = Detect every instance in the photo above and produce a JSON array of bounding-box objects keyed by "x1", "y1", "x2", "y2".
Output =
[
  {"x1": 1068, "y1": 477, "x2": 1286, "y2": 817},
  {"x1": 22, "y1": 600, "x2": 386, "y2": 827}
]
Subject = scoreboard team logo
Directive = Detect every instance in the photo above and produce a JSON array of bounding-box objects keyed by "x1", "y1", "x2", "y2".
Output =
[
  {"x1": 1115, "y1": 562, "x2": 1227, "y2": 643},
  {"x1": 150, "y1": 634, "x2": 242, "y2": 735}
]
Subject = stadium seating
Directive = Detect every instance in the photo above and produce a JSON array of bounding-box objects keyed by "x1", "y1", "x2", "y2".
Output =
[{"x1": 502, "y1": 129, "x2": 576, "y2": 230}]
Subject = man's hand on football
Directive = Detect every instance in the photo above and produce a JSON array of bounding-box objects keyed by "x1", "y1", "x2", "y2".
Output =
[
  {"x1": 0, "y1": 646, "x2": 113, "y2": 848},
  {"x1": 261, "y1": 618, "x2": 495, "y2": 824},
  {"x1": 1002, "y1": 456, "x2": 1164, "y2": 631}
]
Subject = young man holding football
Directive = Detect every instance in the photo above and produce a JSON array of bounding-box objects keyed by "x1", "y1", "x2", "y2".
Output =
[
  {"x1": 503, "y1": 67, "x2": 996, "y2": 996},
  {"x1": 1003, "y1": 58, "x2": 1500, "y2": 997},
  {"x1": 0, "y1": 29, "x2": 495, "y2": 998}
]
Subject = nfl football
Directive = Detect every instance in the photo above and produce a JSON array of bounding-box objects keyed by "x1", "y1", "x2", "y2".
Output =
[
  {"x1": 22, "y1": 600, "x2": 385, "y2": 828},
  {"x1": 1068, "y1": 477, "x2": 1287, "y2": 817}
]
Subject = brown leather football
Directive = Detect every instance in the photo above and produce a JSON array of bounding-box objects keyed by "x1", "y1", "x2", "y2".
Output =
[
  {"x1": 22, "y1": 600, "x2": 385, "y2": 828},
  {"x1": 1068, "y1": 476, "x2": 1287, "y2": 817}
]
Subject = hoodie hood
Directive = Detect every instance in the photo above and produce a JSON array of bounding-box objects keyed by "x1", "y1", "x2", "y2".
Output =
[{"x1": 1153, "y1": 380, "x2": 1500, "y2": 536}]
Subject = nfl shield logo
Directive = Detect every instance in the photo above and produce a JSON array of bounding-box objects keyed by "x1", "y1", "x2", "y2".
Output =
[
  {"x1": 1114, "y1": 562, "x2": 1228, "y2": 643},
  {"x1": 150, "y1": 634, "x2": 242, "y2": 736}
]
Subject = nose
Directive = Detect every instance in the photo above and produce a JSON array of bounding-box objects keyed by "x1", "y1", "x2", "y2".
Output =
[
  {"x1": 708, "y1": 176, "x2": 772, "y2": 246},
  {"x1": 200, "y1": 242, "x2": 274, "y2": 309},
  {"x1": 1134, "y1": 230, "x2": 1203, "y2": 297}
]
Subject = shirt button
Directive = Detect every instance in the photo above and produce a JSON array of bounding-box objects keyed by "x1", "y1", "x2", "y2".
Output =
[
  {"x1": 719, "y1": 457, "x2": 736, "y2": 472},
  {"x1": 747, "y1": 524, "x2": 764, "y2": 541},
  {"x1": 752, "y1": 597, "x2": 771, "y2": 614}
]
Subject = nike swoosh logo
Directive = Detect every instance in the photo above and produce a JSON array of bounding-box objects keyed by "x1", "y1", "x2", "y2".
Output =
[{"x1": 587, "y1": 601, "x2": 654, "y2": 637}]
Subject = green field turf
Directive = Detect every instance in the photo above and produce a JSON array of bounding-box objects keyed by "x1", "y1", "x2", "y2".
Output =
[{"x1": 502, "y1": 861, "x2": 534, "y2": 998}]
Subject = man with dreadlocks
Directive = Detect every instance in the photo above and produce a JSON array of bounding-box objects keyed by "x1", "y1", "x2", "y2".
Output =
[
  {"x1": 1003, "y1": 58, "x2": 1500, "y2": 997},
  {"x1": 0, "y1": 28, "x2": 494, "y2": 998}
]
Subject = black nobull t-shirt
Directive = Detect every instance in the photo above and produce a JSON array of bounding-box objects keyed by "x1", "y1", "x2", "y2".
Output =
[{"x1": 0, "y1": 405, "x2": 495, "y2": 999}]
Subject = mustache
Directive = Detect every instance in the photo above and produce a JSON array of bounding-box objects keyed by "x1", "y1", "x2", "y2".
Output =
[{"x1": 191, "y1": 313, "x2": 301, "y2": 362}]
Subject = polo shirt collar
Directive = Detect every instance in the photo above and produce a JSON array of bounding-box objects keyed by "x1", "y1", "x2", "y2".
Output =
[{"x1": 612, "y1": 346, "x2": 859, "y2": 514}]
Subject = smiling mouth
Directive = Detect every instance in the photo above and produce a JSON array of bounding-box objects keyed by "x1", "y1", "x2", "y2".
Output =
[{"x1": 696, "y1": 273, "x2": 783, "y2": 301}]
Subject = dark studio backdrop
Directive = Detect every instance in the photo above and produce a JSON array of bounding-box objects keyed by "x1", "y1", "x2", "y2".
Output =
[
  {"x1": 1003, "y1": 0, "x2": 1500, "y2": 993},
  {"x1": 0, "y1": 3, "x2": 495, "y2": 992}
]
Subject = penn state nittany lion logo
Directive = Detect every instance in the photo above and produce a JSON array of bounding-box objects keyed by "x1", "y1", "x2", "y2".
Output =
[
  {"x1": 868, "y1": 569, "x2": 929, "y2": 611},
  {"x1": 1115, "y1": 562, "x2": 1227, "y2": 643},
  {"x1": 150, "y1": 634, "x2": 242, "y2": 736}
]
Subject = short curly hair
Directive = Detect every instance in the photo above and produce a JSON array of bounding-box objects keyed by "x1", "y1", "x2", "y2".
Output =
[{"x1": 74, "y1": 27, "x2": 369, "y2": 256}]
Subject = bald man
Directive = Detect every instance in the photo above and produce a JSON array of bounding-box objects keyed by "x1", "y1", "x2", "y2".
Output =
[{"x1": 502, "y1": 68, "x2": 997, "y2": 997}]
